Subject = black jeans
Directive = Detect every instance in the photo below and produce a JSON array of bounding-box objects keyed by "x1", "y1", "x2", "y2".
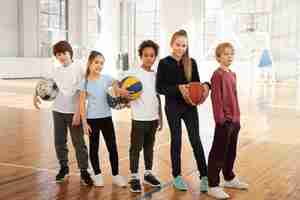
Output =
[
  {"x1": 165, "y1": 105, "x2": 208, "y2": 178},
  {"x1": 129, "y1": 120, "x2": 158, "y2": 173},
  {"x1": 208, "y1": 121, "x2": 240, "y2": 187},
  {"x1": 87, "y1": 117, "x2": 119, "y2": 176}
]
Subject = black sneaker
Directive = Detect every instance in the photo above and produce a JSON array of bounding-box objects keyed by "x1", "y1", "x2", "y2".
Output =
[
  {"x1": 144, "y1": 173, "x2": 161, "y2": 187},
  {"x1": 80, "y1": 170, "x2": 93, "y2": 186},
  {"x1": 56, "y1": 167, "x2": 69, "y2": 182},
  {"x1": 129, "y1": 179, "x2": 142, "y2": 193}
]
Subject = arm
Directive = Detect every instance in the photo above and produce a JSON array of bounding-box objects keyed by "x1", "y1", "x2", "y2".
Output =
[
  {"x1": 211, "y1": 73, "x2": 225, "y2": 124},
  {"x1": 157, "y1": 94, "x2": 163, "y2": 131},
  {"x1": 191, "y1": 58, "x2": 210, "y2": 102},
  {"x1": 156, "y1": 60, "x2": 181, "y2": 97},
  {"x1": 79, "y1": 91, "x2": 91, "y2": 135},
  {"x1": 110, "y1": 77, "x2": 130, "y2": 98},
  {"x1": 33, "y1": 65, "x2": 56, "y2": 109},
  {"x1": 72, "y1": 93, "x2": 82, "y2": 126},
  {"x1": 72, "y1": 65, "x2": 86, "y2": 127},
  {"x1": 33, "y1": 92, "x2": 42, "y2": 109}
]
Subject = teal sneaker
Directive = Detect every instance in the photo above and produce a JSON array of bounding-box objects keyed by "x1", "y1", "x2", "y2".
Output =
[
  {"x1": 173, "y1": 176, "x2": 188, "y2": 191},
  {"x1": 200, "y1": 176, "x2": 208, "y2": 192}
]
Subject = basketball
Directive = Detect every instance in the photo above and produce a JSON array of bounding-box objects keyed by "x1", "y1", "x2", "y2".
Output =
[
  {"x1": 188, "y1": 82, "x2": 205, "y2": 105},
  {"x1": 35, "y1": 79, "x2": 59, "y2": 101},
  {"x1": 120, "y1": 76, "x2": 143, "y2": 100}
]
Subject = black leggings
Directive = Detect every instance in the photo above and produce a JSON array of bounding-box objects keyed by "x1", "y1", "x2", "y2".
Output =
[
  {"x1": 87, "y1": 117, "x2": 119, "y2": 176},
  {"x1": 165, "y1": 105, "x2": 208, "y2": 178},
  {"x1": 129, "y1": 120, "x2": 158, "y2": 173}
]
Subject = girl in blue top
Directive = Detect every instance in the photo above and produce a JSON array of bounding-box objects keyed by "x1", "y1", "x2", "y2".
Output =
[{"x1": 79, "y1": 51, "x2": 128, "y2": 187}]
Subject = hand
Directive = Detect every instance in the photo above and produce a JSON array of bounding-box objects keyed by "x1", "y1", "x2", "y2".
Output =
[
  {"x1": 83, "y1": 123, "x2": 92, "y2": 136},
  {"x1": 33, "y1": 95, "x2": 42, "y2": 109},
  {"x1": 222, "y1": 120, "x2": 233, "y2": 129},
  {"x1": 157, "y1": 118, "x2": 163, "y2": 132},
  {"x1": 125, "y1": 103, "x2": 131, "y2": 108},
  {"x1": 72, "y1": 113, "x2": 81, "y2": 127},
  {"x1": 116, "y1": 87, "x2": 130, "y2": 98},
  {"x1": 200, "y1": 84, "x2": 210, "y2": 104},
  {"x1": 178, "y1": 84, "x2": 189, "y2": 97},
  {"x1": 178, "y1": 84, "x2": 196, "y2": 106}
]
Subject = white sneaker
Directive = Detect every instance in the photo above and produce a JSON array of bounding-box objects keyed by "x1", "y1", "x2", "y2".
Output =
[
  {"x1": 112, "y1": 175, "x2": 127, "y2": 187},
  {"x1": 222, "y1": 177, "x2": 248, "y2": 190},
  {"x1": 208, "y1": 187, "x2": 230, "y2": 199},
  {"x1": 93, "y1": 174, "x2": 104, "y2": 187}
]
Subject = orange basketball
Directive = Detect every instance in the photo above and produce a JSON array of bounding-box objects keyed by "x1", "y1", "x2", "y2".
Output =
[{"x1": 188, "y1": 82, "x2": 205, "y2": 105}]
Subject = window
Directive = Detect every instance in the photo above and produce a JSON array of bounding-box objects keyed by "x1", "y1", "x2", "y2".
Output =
[
  {"x1": 39, "y1": 0, "x2": 68, "y2": 57},
  {"x1": 118, "y1": 0, "x2": 160, "y2": 71},
  {"x1": 87, "y1": 0, "x2": 102, "y2": 48}
]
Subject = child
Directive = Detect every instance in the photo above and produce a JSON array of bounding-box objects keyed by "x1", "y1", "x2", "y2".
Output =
[
  {"x1": 124, "y1": 40, "x2": 163, "y2": 193},
  {"x1": 156, "y1": 30, "x2": 209, "y2": 192},
  {"x1": 33, "y1": 40, "x2": 93, "y2": 185},
  {"x1": 208, "y1": 42, "x2": 248, "y2": 199},
  {"x1": 79, "y1": 50, "x2": 128, "y2": 187}
]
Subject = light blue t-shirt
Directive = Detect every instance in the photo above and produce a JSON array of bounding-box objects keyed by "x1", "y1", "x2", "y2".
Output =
[{"x1": 79, "y1": 75, "x2": 114, "y2": 119}]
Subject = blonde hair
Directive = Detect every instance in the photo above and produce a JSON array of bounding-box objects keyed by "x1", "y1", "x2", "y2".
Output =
[
  {"x1": 215, "y1": 42, "x2": 234, "y2": 62},
  {"x1": 170, "y1": 29, "x2": 192, "y2": 81}
]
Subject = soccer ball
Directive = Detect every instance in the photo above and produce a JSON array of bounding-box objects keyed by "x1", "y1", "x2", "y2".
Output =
[{"x1": 35, "y1": 79, "x2": 59, "y2": 101}]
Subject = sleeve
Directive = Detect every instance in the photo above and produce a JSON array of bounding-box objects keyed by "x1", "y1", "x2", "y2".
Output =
[
  {"x1": 211, "y1": 72, "x2": 225, "y2": 124},
  {"x1": 155, "y1": 59, "x2": 181, "y2": 97},
  {"x1": 80, "y1": 63, "x2": 86, "y2": 80},
  {"x1": 78, "y1": 80, "x2": 87, "y2": 92},
  {"x1": 191, "y1": 58, "x2": 200, "y2": 82},
  {"x1": 74, "y1": 62, "x2": 86, "y2": 92},
  {"x1": 106, "y1": 74, "x2": 115, "y2": 87}
]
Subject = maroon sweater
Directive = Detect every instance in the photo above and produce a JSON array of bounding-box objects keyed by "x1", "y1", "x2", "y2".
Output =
[{"x1": 211, "y1": 68, "x2": 240, "y2": 124}]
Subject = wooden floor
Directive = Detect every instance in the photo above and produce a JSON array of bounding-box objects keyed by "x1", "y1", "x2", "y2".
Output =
[{"x1": 0, "y1": 79, "x2": 300, "y2": 200}]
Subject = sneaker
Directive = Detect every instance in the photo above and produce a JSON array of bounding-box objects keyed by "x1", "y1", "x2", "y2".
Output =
[
  {"x1": 144, "y1": 173, "x2": 161, "y2": 187},
  {"x1": 80, "y1": 170, "x2": 94, "y2": 186},
  {"x1": 112, "y1": 175, "x2": 127, "y2": 187},
  {"x1": 200, "y1": 176, "x2": 208, "y2": 192},
  {"x1": 93, "y1": 174, "x2": 104, "y2": 187},
  {"x1": 208, "y1": 187, "x2": 230, "y2": 199},
  {"x1": 173, "y1": 176, "x2": 188, "y2": 191},
  {"x1": 56, "y1": 167, "x2": 69, "y2": 182},
  {"x1": 129, "y1": 178, "x2": 142, "y2": 193},
  {"x1": 222, "y1": 177, "x2": 248, "y2": 190}
]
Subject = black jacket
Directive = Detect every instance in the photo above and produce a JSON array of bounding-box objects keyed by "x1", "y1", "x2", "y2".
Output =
[{"x1": 156, "y1": 56, "x2": 210, "y2": 108}]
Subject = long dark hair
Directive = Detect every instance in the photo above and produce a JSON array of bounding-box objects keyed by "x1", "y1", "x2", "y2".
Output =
[
  {"x1": 170, "y1": 29, "x2": 192, "y2": 81},
  {"x1": 84, "y1": 50, "x2": 105, "y2": 90}
]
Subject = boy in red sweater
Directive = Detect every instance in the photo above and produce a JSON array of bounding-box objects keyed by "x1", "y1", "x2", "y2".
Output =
[{"x1": 207, "y1": 42, "x2": 248, "y2": 199}]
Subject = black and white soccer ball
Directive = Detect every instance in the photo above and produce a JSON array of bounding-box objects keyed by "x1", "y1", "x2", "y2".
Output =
[{"x1": 35, "y1": 79, "x2": 59, "y2": 101}]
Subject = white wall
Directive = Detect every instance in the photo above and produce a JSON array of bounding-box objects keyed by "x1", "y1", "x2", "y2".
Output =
[
  {"x1": 92, "y1": 0, "x2": 121, "y2": 77},
  {"x1": 19, "y1": 0, "x2": 39, "y2": 57},
  {"x1": 0, "y1": 0, "x2": 122, "y2": 79},
  {"x1": 0, "y1": 58, "x2": 52, "y2": 79},
  {"x1": 69, "y1": 0, "x2": 83, "y2": 46},
  {"x1": 159, "y1": 0, "x2": 206, "y2": 61},
  {"x1": 0, "y1": 0, "x2": 18, "y2": 57}
]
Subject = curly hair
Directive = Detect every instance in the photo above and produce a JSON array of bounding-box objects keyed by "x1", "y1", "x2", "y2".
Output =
[{"x1": 138, "y1": 40, "x2": 159, "y2": 57}]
